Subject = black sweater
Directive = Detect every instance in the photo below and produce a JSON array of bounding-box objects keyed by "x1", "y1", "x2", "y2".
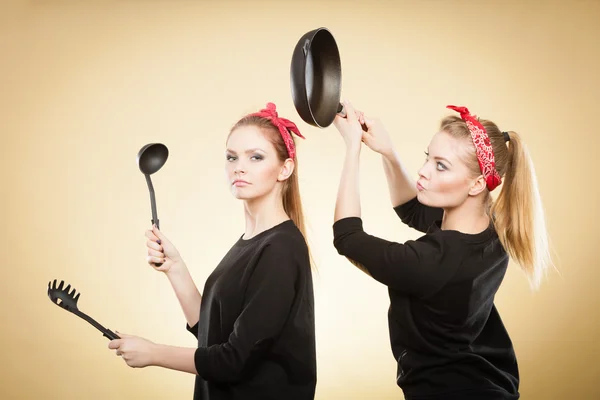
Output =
[
  {"x1": 186, "y1": 220, "x2": 316, "y2": 400},
  {"x1": 333, "y1": 197, "x2": 520, "y2": 400}
]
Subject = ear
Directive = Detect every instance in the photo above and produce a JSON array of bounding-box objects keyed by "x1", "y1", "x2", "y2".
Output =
[
  {"x1": 468, "y1": 175, "x2": 487, "y2": 196},
  {"x1": 277, "y1": 158, "x2": 295, "y2": 182}
]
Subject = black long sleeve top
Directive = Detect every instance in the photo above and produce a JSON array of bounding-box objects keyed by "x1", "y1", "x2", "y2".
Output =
[
  {"x1": 333, "y1": 197, "x2": 520, "y2": 400},
  {"x1": 187, "y1": 220, "x2": 316, "y2": 400}
]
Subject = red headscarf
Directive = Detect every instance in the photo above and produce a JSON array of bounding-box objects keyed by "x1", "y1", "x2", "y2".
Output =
[
  {"x1": 247, "y1": 102, "x2": 305, "y2": 159},
  {"x1": 447, "y1": 105, "x2": 502, "y2": 191}
]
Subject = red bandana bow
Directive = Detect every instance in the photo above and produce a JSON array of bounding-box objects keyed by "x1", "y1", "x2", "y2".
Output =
[
  {"x1": 247, "y1": 102, "x2": 305, "y2": 159},
  {"x1": 447, "y1": 105, "x2": 502, "y2": 191}
]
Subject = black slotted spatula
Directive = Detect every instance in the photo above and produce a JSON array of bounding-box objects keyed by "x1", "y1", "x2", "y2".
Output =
[{"x1": 47, "y1": 279, "x2": 120, "y2": 340}]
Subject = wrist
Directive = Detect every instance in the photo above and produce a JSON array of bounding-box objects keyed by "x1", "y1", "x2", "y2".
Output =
[
  {"x1": 345, "y1": 141, "x2": 361, "y2": 154},
  {"x1": 381, "y1": 147, "x2": 397, "y2": 161},
  {"x1": 150, "y1": 343, "x2": 164, "y2": 367},
  {"x1": 165, "y1": 260, "x2": 188, "y2": 277}
]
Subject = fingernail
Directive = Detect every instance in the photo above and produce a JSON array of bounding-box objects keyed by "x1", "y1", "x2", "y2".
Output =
[{"x1": 157, "y1": 239, "x2": 162, "y2": 245}]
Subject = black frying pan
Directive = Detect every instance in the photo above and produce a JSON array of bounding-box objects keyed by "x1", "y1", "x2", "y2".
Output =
[{"x1": 290, "y1": 27, "x2": 366, "y2": 129}]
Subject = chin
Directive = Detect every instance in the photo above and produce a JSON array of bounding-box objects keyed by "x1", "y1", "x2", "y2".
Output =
[
  {"x1": 230, "y1": 187, "x2": 247, "y2": 200},
  {"x1": 416, "y1": 191, "x2": 433, "y2": 206},
  {"x1": 418, "y1": 191, "x2": 463, "y2": 209},
  {"x1": 230, "y1": 188, "x2": 262, "y2": 201},
  {"x1": 231, "y1": 192, "x2": 252, "y2": 200},
  {"x1": 417, "y1": 191, "x2": 446, "y2": 208}
]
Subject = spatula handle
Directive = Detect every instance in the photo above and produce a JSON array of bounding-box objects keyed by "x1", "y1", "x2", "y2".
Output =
[{"x1": 103, "y1": 329, "x2": 120, "y2": 340}]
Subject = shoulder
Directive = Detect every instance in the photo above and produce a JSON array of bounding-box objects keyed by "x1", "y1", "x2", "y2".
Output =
[
  {"x1": 263, "y1": 221, "x2": 307, "y2": 250},
  {"x1": 398, "y1": 228, "x2": 472, "y2": 270},
  {"x1": 415, "y1": 223, "x2": 502, "y2": 267},
  {"x1": 422, "y1": 221, "x2": 496, "y2": 245},
  {"x1": 415, "y1": 226, "x2": 464, "y2": 249},
  {"x1": 255, "y1": 221, "x2": 309, "y2": 267}
]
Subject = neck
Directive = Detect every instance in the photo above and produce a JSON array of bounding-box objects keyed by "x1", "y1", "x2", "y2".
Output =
[
  {"x1": 242, "y1": 188, "x2": 289, "y2": 240},
  {"x1": 441, "y1": 194, "x2": 490, "y2": 234}
]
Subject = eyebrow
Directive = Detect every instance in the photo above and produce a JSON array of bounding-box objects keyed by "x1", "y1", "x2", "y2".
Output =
[
  {"x1": 427, "y1": 149, "x2": 453, "y2": 166},
  {"x1": 225, "y1": 148, "x2": 266, "y2": 154},
  {"x1": 433, "y1": 156, "x2": 453, "y2": 166}
]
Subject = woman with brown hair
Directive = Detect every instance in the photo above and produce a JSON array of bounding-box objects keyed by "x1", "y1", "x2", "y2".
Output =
[
  {"x1": 109, "y1": 102, "x2": 317, "y2": 400},
  {"x1": 332, "y1": 101, "x2": 551, "y2": 399}
]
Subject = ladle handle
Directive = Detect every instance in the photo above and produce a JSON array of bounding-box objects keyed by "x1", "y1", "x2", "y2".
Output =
[
  {"x1": 145, "y1": 175, "x2": 159, "y2": 222},
  {"x1": 150, "y1": 217, "x2": 163, "y2": 268},
  {"x1": 145, "y1": 174, "x2": 163, "y2": 267},
  {"x1": 336, "y1": 103, "x2": 368, "y2": 132}
]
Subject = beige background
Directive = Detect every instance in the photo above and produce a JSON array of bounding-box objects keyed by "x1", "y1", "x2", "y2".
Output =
[{"x1": 2, "y1": 0, "x2": 599, "y2": 399}]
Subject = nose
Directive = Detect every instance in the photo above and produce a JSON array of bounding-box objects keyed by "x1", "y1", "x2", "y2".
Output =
[
  {"x1": 233, "y1": 160, "x2": 246, "y2": 175},
  {"x1": 417, "y1": 162, "x2": 430, "y2": 180}
]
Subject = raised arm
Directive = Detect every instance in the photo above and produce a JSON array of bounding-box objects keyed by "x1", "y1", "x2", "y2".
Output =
[
  {"x1": 146, "y1": 226, "x2": 202, "y2": 332},
  {"x1": 332, "y1": 101, "x2": 371, "y2": 274},
  {"x1": 382, "y1": 148, "x2": 418, "y2": 207},
  {"x1": 360, "y1": 116, "x2": 443, "y2": 232},
  {"x1": 333, "y1": 217, "x2": 459, "y2": 297}
]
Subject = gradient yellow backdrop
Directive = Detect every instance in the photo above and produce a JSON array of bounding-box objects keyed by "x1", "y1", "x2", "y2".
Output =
[{"x1": 2, "y1": 0, "x2": 599, "y2": 399}]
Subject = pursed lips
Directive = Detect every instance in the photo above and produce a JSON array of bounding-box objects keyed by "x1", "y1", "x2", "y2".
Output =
[{"x1": 232, "y1": 179, "x2": 250, "y2": 186}]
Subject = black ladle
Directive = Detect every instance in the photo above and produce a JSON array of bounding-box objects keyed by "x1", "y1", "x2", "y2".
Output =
[
  {"x1": 137, "y1": 143, "x2": 168, "y2": 267},
  {"x1": 137, "y1": 143, "x2": 168, "y2": 230}
]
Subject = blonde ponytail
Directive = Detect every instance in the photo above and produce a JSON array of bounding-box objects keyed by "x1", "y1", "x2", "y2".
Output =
[
  {"x1": 441, "y1": 116, "x2": 552, "y2": 290},
  {"x1": 491, "y1": 131, "x2": 551, "y2": 290}
]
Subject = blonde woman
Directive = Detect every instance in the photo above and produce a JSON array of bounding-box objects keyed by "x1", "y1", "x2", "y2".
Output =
[{"x1": 332, "y1": 101, "x2": 550, "y2": 400}]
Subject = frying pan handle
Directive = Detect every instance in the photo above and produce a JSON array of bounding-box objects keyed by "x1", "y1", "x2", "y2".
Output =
[{"x1": 336, "y1": 103, "x2": 368, "y2": 131}]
